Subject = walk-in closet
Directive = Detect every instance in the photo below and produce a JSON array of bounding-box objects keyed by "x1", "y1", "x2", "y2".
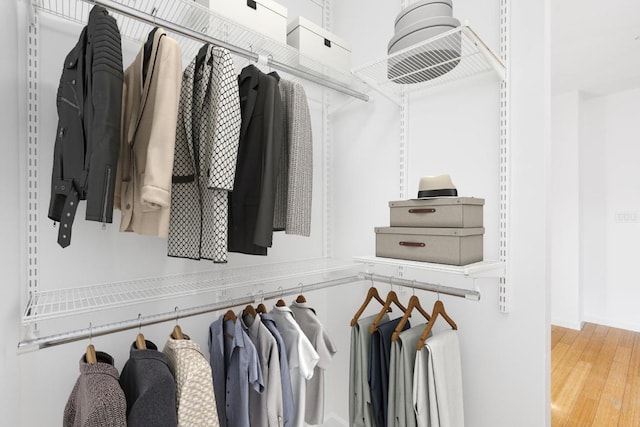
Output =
[{"x1": 1, "y1": 0, "x2": 548, "y2": 426}]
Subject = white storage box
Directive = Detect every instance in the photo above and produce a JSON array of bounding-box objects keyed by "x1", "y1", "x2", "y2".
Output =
[
  {"x1": 287, "y1": 17, "x2": 352, "y2": 71},
  {"x1": 210, "y1": 0, "x2": 288, "y2": 44}
]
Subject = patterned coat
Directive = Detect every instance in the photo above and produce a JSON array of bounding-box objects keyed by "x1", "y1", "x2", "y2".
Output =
[{"x1": 168, "y1": 46, "x2": 241, "y2": 262}]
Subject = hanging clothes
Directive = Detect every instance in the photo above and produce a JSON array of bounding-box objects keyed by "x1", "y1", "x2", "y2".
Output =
[
  {"x1": 228, "y1": 65, "x2": 283, "y2": 255},
  {"x1": 163, "y1": 336, "x2": 220, "y2": 427},
  {"x1": 115, "y1": 28, "x2": 182, "y2": 237},
  {"x1": 387, "y1": 325, "x2": 425, "y2": 427},
  {"x1": 168, "y1": 45, "x2": 241, "y2": 262},
  {"x1": 289, "y1": 301, "x2": 336, "y2": 425},
  {"x1": 270, "y1": 74, "x2": 313, "y2": 237},
  {"x1": 369, "y1": 318, "x2": 410, "y2": 427},
  {"x1": 413, "y1": 330, "x2": 464, "y2": 427},
  {"x1": 119, "y1": 339, "x2": 177, "y2": 427},
  {"x1": 350, "y1": 313, "x2": 388, "y2": 427},
  {"x1": 260, "y1": 312, "x2": 296, "y2": 427},
  {"x1": 241, "y1": 312, "x2": 284, "y2": 427},
  {"x1": 48, "y1": 5, "x2": 123, "y2": 248},
  {"x1": 209, "y1": 314, "x2": 264, "y2": 427},
  {"x1": 63, "y1": 352, "x2": 127, "y2": 427},
  {"x1": 270, "y1": 305, "x2": 320, "y2": 427}
]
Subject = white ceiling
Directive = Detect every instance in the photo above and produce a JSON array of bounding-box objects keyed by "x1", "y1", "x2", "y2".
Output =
[{"x1": 551, "y1": 0, "x2": 640, "y2": 96}]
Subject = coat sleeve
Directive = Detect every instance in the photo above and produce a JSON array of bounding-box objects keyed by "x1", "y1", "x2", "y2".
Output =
[
  {"x1": 254, "y1": 78, "x2": 284, "y2": 248},
  {"x1": 208, "y1": 48, "x2": 241, "y2": 191},
  {"x1": 286, "y1": 83, "x2": 313, "y2": 236},
  {"x1": 86, "y1": 12, "x2": 123, "y2": 223},
  {"x1": 140, "y1": 36, "x2": 182, "y2": 210},
  {"x1": 266, "y1": 338, "x2": 284, "y2": 427}
]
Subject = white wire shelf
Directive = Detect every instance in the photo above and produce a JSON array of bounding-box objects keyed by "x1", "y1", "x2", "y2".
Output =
[
  {"x1": 354, "y1": 255, "x2": 505, "y2": 278},
  {"x1": 352, "y1": 25, "x2": 505, "y2": 104},
  {"x1": 34, "y1": 0, "x2": 368, "y2": 100},
  {"x1": 23, "y1": 258, "x2": 360, "y2": 323}
]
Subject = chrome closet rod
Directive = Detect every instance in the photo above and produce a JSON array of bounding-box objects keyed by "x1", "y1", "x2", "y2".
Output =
[
  {"x1": 360, "y1": 272, "x2": 481, "y2": 301},
  {"x1": 85, "y1": 0, "x2": 369, "y2": 101},
  {"x1": 17, "y1": 275, "x2": 360, "y2": 352}
]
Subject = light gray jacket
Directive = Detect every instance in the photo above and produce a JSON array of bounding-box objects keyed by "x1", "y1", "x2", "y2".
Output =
[{"x1": 272, "y1": 78, "x2": 313, "y2": 237}]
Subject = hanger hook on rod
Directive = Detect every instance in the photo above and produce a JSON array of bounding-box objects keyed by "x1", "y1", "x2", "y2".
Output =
[
  {"x1": 412, "y1": 279, "x2": 416, "y2": 296},
  {"x1": 278, "y1": 286, "x2": 284, "y2": 298},
  {"x1": 257, "y1": 289, "x2": 264, "y2": 304},
  {"x1": 138, "y1": 313, "x2": 142, "y2": 332},
  {"x1": 174, "y1": 306, "x2": 180, "y2": 325},
  {"x1": 89, "y1": 322, "x2": 93, "y2": 344},
  {"x1": 298, "y1": 282, "x2": 304, "y2": 295},
  {"x1": 390, "y1": 276, "x2": 395, "y2": 292}
]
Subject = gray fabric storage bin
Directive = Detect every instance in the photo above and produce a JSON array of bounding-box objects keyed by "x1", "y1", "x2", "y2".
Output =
[
  {"x1": 389, "y1": 197, "x2": 484, "y2": 228},
  {"x1": 375, "y1": 227, "x2": 484, "y2": 266}
]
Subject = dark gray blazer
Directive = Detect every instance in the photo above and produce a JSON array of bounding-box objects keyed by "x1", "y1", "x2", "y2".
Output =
[
  {"x1": 229, "y1": 65, "x2": 283, "y2": 255},
  {"x1": 119, "y1": 340, "x2": 177, "y2": 427}
]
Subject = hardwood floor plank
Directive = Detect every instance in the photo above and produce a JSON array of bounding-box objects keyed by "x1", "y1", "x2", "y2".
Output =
[
  {"x1": 618, "y1": 332, "x2": 640, "y2": 427},
  {"x1": 552, "y1": 326, "x2": 569, "y2": 350},
  {"x1": 551, "y1": 361, "x2": 592, "y2": 427},
  {"x1": 551, "y1": 324, "x2": 640, "y2": 427},
  {"x1": 591, "y1": 330, "x2": 634, "y2": 426},
  {"x1": 563, "y1": 327, "x2": 621, "y2": 427}
]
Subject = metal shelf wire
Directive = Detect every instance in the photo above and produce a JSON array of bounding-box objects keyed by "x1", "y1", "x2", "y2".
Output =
[
  {"x1": 23, "y1": 258, "x2": 360, "y2": 323},
  {"x1": 34, "y1": 0, "x2": 368, "y2": 100},
  {"x1": 354, "y1": 255, "x2": 505, "y2": 278},
  {"x1": 352, "y1": 25, "x2": 505, "y2": 104}
]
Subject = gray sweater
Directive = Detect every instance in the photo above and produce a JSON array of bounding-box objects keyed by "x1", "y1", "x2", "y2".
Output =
[
  {"x1": 119, "y1": 340, "x2": 178, "y2": 426},
  {"x1": 63, "y1": 352, "x2": 127, "y2": 427}
]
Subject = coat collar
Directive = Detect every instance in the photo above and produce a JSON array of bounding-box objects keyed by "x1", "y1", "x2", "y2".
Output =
[
  {"x1": 238, "y1": 64, "x2": 260, "y2": 140},
  {"x1": 127, "y1": 28, "x2": 167, "y2": 145}
]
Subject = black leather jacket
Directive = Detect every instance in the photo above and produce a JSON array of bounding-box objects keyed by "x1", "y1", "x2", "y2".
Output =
[{"x1": 48, "y1": 5, "x2": 123, "y2": 247}]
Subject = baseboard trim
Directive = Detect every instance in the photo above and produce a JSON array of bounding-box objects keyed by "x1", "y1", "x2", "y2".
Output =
[
  {"x1": 551, "y1": 319, "x2": 584, "y2": 330},
  {"x1": 582, "y1": 315, "x2": 640, "y2": 333}
]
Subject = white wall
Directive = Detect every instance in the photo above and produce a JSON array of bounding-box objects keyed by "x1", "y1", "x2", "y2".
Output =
[
  {"x1": 549, "y1": 91, "x2": 582, "y2": 329},
  {"x1": 331, "y1": 1, "x2": 550, "y2": 427},
  {"x1": 581, "y1": 88, "x2": 640, "y2": 332}
]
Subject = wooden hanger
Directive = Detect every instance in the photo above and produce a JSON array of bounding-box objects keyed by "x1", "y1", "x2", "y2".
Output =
[
  {"x1": 223, "y1": 309, "x2": 237, "y2": 322},
  {"x1": 370, "y1": 290, "x2": 408, "y2": 334},
  {"x1": 243, "y1": 304, "x2": 257, "y2": 319},
  {"x1": 256, "y1": 303, "x2": 267, "y2": 314},
  {"x1": 136, "y1": 333, "x2": 147, "y2": 349},
  {"x1": 391, "y1": 295, "x2": 431, "y2": 341},
  {"x1": 275, "y1": 298, "x2": 287, "y2": 307},
  {"x1": 416, "y1": 300, "x2": 457, "y2": 351},
  {"x1": 171, "y1": 324, "x2": 185, "y2": 340},
  {"x1": 85, "y1": 344, "x2": 97, "y2": 363},
  {"x1": 350, "y1": 285, "x2": 388, "y2": 327}
]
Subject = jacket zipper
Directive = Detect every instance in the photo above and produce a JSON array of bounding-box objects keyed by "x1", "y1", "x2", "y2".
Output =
[
  {"x1": 102, "y1": 166, "x2": 112, "y2": 224},
  {"x1": 60, "y1": 97, "x2": 79, "y2": 111}
]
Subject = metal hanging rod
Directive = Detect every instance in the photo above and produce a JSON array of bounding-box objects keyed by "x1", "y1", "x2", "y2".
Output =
[
  {"x1": 17, "y1": 271, "x2": 479, "y2": 352},
  {"x1": 17, "y1": 275, "x2": 360, "y2": 352},
  {"x1": 360, "y1": 272, "x2": 481, "y2": 301},
  {"x1": 82, "y1": 0, "x2": 369, "y2": 101}
]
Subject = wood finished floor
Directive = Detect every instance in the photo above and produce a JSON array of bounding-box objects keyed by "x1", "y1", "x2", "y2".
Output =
[{"x1": 552, "y1": 323, "x2": 640, "y2": 427}]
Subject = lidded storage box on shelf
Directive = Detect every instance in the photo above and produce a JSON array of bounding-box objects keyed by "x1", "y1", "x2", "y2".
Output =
[
  {"x1": 287, "y1": 16, "x2": 352, "y2": 71},
  {"x1": 375, "y1": 197, "x2": 485, "y2": 266},
  {"x1": 209, "y1": 0, "x2": 288, "y2": 44}
]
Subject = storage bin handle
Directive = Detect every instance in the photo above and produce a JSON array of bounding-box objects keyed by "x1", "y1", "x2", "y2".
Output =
[
  {"x1": 399, "y1": 241, "x2": 426, "y2": 248},
  {"x1": 408, "y1": 208, "x2": 436, "y2": 214}
]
